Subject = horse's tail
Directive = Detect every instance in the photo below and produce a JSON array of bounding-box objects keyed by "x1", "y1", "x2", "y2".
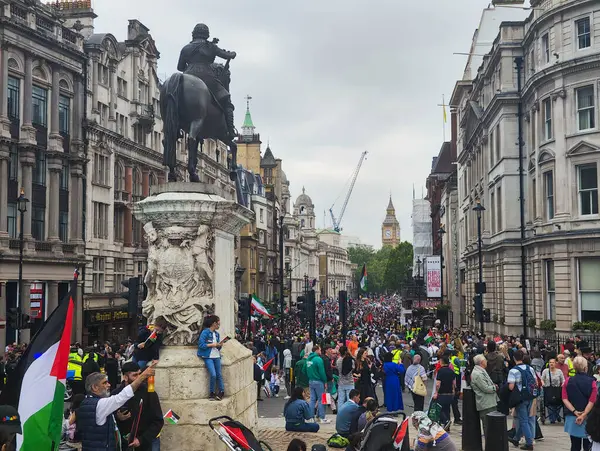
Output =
[{"x1": 162, "y1": 73, "x2": 182, "y2": 168}]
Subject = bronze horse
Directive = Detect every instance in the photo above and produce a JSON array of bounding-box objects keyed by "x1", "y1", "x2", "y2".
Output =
[{"x1": 160, "y1": 62, "x2": 237, "y2": 182}]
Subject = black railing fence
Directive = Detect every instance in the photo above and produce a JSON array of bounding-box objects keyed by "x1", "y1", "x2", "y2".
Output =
[{"x1": 529, "y1": 332, "x2": 600, "y2": 354}]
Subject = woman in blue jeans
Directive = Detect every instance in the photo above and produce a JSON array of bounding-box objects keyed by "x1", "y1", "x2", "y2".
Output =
[
  {"x1": 284, "y1": 386, "x2": 320, "y2": 432},
  {"x1": 197, "y1": 315, "x2": 227, "y2": 400}
]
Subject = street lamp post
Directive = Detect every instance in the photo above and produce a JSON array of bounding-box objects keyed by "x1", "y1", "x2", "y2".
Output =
[
  {"x1": 473, "y1": 199, "x2": 485, "y2": 335},
  {"x1": 17, "y1": 188, "x2": 29, "y2": 342},
  {"x1": 438, "y1": 225, "x2": 446, "y2": 305},
  {"x1": 278, "y1": 215, "x2": 285, "y2": 335},
  {"x1": 416, "y1": 256, "x2": 422, "y2": 309}
]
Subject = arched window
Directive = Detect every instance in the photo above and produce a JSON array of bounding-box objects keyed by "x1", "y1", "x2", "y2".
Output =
[
  {"x1": 114, "y1": 161, "x2": 125, "y2": 191},
  {"x1": 132, "y1": 169, "x2": 142, "y2": 199},
  {"x1": 301, "y1": 219, "x2": 305, "y2": 228}
]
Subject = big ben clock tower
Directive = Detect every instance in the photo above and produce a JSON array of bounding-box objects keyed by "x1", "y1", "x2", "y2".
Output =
[{"x1": 381, "y1": 196, "x2": 401, "y2": 247}]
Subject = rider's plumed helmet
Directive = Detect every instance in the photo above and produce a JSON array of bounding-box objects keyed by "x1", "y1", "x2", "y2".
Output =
[{"x1": 192, "y1": 23, "x2": 210, "y2": 40}]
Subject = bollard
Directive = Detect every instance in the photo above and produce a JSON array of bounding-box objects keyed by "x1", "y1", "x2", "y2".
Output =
[
  {"x1": 485, "y1": 411, "x2": 508, "y2": 451},
  {"x1": 461, "y1": 387, "x2": 483, "y2": 451}
]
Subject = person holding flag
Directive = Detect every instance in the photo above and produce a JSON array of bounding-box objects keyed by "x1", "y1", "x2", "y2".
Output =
[{"x1": 133, "y1": 318, "x2": 168, "y2": 369}]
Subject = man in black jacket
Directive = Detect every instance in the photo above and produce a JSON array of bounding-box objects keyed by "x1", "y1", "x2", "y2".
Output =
[
  {"x1": 133, "y1": 318, "x2": 167, "y2": 368},
  {"x1": 114, "y1": 362, "x2": 164, "y2": 451}
]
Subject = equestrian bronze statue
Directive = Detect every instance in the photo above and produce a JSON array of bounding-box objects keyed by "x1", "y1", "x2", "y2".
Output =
[{"x1": 160, "y1": 23, "x2": 238, "y2": 182}]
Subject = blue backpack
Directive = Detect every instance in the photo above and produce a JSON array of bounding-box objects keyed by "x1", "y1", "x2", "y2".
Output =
[{"x1": 516, "y1": 365, "x2": 538, "y2": 401}]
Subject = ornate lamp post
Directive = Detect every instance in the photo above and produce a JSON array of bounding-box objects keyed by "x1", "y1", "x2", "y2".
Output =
[
  {"x1": 17, "y1": 188, "x2": 29, "y2": 340},
  {"x1": 438, "y1": 225, "x2": 446, "y2": 305},
  {"x1": 473, "y1": 199, "x2": 485, "y2": 334}
]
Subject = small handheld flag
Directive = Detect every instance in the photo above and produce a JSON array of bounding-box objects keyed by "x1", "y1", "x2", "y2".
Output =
[{"x1": 164, "y1": 409, "x2": 180, "y2": 425}]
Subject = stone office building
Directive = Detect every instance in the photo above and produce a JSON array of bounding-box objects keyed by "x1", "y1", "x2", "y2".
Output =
[{"x1": 0, "y1": 0, "x2": 88, "y2": 349}]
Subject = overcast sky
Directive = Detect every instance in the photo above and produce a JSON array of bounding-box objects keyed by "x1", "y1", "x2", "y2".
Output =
[{"x1": 92, "y1": 0, "x2": 500, "y2": 248}]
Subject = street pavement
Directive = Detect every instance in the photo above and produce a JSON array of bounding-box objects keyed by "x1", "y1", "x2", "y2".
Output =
[{"x1": 255, "y1": 381, "x2": 567, "y2": 450}]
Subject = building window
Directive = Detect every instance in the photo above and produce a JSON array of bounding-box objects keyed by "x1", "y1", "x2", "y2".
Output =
[
  {"x1": 7, "y1": 77, "x2": 20, "y2": 119},
  {"x1": 546, "y1": 260, "x2": 555, "y2": 320},
  {"x1": 32, "y1": 206, "x2": 45, "y2": 240},
  {"x1": 32, "y1": 86, "x2": 48, "y2": 126},
  {"x1": 259, "y1": 256, "x2": 264, "y2": 272},
  {"x1": 576, "y1": 85, "x2": 595, "y2": 131},
  {"x1": 259, "y1": 230, "x2": 265, "y2": 245},
  {"x1": 114, "y1": 163, "x2": 125, "y2": 191},
  {"x1": 495, "y1": 124, "x2": 500, "y2": 162},
  {"x1": 114, "y1": 209, "x2": 124, "y2": 242},
  {"x1": 543, "y1": 98, "x2": 552, "y2": 140},
  {"x1": 114, "y1": 258, "x2": 126, "y2": 288},
  {"x1": 33, "y1": 150, "x2": 46, "y2": 186},
  {"x1": 530, "y1": 111, "x2": 536, "y2": 150},
  {"x1": 7, "y1": 203, "x2": 17, "y2": 239},
  {"x1": 576, "y1": 17, "x2": 591, "y2": 50},
  {"x1": 132, "y1": 170, "x2": 142, "y2": 201},
  {"x1": 58, "y1": 95, "x2": 70, "y2": 135},
  {"x1": 543, "y1": 171, "x2": 554, "y2": 220},
  {"x1": 8, "y1": 145, "x2": 18, "y2": 180},
  {"x1": 542, "y1": 33, "x2": 550, "y2": 63},
  {"x1": 496, "y1": 186, "x2": 502, "y2": 231},
  {"x1": 93, "y1": 202, "x2": 109, "y2": 239},
  {"x1": 250, "y1": 248, "x2": 255, "y2": 269},
  {"x1": 490, "y1": 190, "x2": 495, "y2": 234},
  {"x1": 60, "y1": 161, "x2": 69, "y2": 190},
  {"x1": 579, "y1": 258, "x2": 600, "y2": 321},
  {"x1": 578, "y1": 164, "x2": 598, "y2": 216},
  {"x1": 92, "y1": 257, "x2": 105, "y2": 293},
  {"x1": 532, "y1": 178, "x2": 537, "y2": 220},
  {"x1": 259, "y1": 208, "x2": 264, "y2": 223},
  {"x1": 59, "y1": 211, "x2": 68, "y2": 242},
  {"x1": 93, "y1": 152, "x2": 109, "y2": 186}
]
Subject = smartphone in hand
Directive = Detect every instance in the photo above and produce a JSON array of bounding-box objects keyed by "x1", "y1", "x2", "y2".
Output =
[{"x1": 221, "y1": 336, "x2": 231, "y2": 344}]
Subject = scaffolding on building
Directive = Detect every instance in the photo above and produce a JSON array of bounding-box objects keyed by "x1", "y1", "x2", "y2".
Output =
[{"x1": 412, "y1": 198, "x2": 432, "y2": 277}]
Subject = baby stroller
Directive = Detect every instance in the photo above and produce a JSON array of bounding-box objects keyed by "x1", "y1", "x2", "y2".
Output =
[
  {"x1": 358, "y1": 411, "x2": 409, "y2": 451},
  {"x1": 209, "y1": 416, "x2": 273, "y2": 451}
]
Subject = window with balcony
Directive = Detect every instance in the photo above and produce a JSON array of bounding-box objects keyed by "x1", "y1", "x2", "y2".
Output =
[
  {"x1": 93, "y1": 202, "x2": 109, "y2": 239},
  {"x1": 546, "y1": 260, "x2": 555, "y2": 320},
  {"x1": 576, "y1": 17, "x2": 591, "y2": 50},
  {"x1": 59, "y1": 211, "x2": 68, "y2": 242},
  {"x1": 33, "y1": 150, "x2": 46, "y2": 186},
  {"x1": 58, "y1": 95, "x2": 70, "y2": 135},
  {"x1": 543, "y1": 171, "x2": 554, "y2": 220},
  {"x1": 543, "y1": 98, "x2": 552, "y2": 140},
  {"x1": 32, "y1": 206, "x2": 45, "y2": 240},
  {"x1": 542, "y1": 33, "x2": 550, "y2": 63},
  {"x1": 579, "y1": 258, "x2": 600, "y2": 321},
  {"x1": 92, "y1": 257, "x2": 105, "y2": 293},
  {"x1": 578, "y1": 164, "x2": 598, "y2": 216},
  {"x1": 576, "y1": 85, "x2": 595, "y2": 131},
  {"x1": 7, "y1": 77, "x2": 20, "y2": 120},
  {"x1": 7, "y1": 203, "x2": 17, "y2": 239},
  {"x1": 93, "y1": 152, "x2": 109, "y2": 186},
  {"x1": 32, "y1": 86, "x2": 48, "y2": 127}
]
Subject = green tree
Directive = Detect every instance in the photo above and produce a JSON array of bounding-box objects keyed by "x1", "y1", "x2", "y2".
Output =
[{"x1": 383, "y1": 241, "x2": 414, "y2": 292}]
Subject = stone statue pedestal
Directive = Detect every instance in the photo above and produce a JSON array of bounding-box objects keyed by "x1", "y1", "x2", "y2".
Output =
[{"x1": 133, "y1": 183, "x2": 255, "y2": 450}]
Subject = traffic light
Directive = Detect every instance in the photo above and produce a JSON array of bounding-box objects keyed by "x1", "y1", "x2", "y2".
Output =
[
  {"x1": 483, "y1": 308, "x2": 491, "y2": 323},
  {"x1": 238, "y1": 298, "x2": 249, "y2": 323},
  {"x1": 121, "y1": 277, "x2": 140, "y2": 316},
  {"x1": 473, "y1": 294, "x2": 483, "y2": 322},
  {"x1": 8, "y1": 307, "x2": 19, "y2": 329},
  {"x1": 297, "y1": 296, "x2": 308, "y2": 321}
]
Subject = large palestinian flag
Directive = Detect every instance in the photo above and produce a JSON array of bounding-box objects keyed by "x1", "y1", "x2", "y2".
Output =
[
  {"x1": 359, "y1": 264, "x2": 368, "y2": 292},
  {"x1": 0, "y1": 280, "x2": 76, "y2": 450}
]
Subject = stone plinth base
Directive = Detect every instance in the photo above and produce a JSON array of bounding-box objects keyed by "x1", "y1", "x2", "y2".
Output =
[{"x1": 155, "y1": 341, "x2": 257, "y2": 451}]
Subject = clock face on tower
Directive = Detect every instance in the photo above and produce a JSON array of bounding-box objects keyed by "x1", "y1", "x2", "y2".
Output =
[{"x1": 385, "y1": 229, "x2": 392, "y2": 238}]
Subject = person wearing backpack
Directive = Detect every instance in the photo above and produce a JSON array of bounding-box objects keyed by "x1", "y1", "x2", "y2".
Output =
[{"x1": 507, "y1": 349, "x2": 537, "y2": 450}]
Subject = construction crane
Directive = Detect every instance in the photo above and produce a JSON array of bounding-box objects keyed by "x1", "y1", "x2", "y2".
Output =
[{"x1": 329, "y1": 151, "x2": 368, "y2": 233}]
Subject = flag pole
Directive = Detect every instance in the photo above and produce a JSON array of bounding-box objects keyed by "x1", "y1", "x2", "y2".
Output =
[{"x1": 437, "y1": 95, "x2": 447, "y2": 142}]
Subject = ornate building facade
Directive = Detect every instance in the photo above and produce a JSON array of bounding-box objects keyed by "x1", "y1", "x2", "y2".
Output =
[
  {"x1": 0, "y1": 0, "x2": 88, "y2": 348},
  {"x1": 317, "y1": 229, "x2": 353, "y2": 299},
  {"x1": 381, "y1": 197, "x2": 400, "y2": 247}
]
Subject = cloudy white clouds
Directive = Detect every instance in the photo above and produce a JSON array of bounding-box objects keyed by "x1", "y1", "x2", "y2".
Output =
[{"x1": 92, "y1": 0, "x2": 494, "y2": 247}]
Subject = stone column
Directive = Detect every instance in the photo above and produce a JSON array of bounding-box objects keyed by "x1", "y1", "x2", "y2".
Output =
[
  {"x1": 132, "y1": 53, "x2": 139, "y2": 102},
  {"x1": 142, "y1": 170, "x2": 150, "y2": 197},
  {"x1": 124, "y1": 166, "x2": 133, "y2": 246},
  {"x1": 91, "y1": 56, "x2": 99, "y2": 113},
  {"x1": 20, "y1": 53, "x2": 35, "y2": 144},
  {"x1": 20, "y1": 150, "x2": 34, "y2": 239},
  {"x1": 72, "y1": 74, "x2": 82, "y2": 142},
  {"x1": 49, "y1": 64, "x2": 63, "y2": 153},
  {"x1": 0, "y1": 145, "x2": 8, "y2": 239},
  {"x1": 19, "y1": 281, "x2": 31, "y2": 344},
  {"x1": 69, "y1": 163, "x2": 84, "y2": 243},
  {"x1": 47, "y1": 157, "x2": 62, "y2": 241},
  {"x1": 47, "y1": 281, "x2": 59, "y2": 318},
  {"x1": 133, "y1": 183, "x2": 255, "y2": 450},
  {"x1": 0, "y1": 282, "x2": 5, "y2": 355},
  {"x1": 108, "y1": 64, "x2": 116, "y2": 120},
  {"x1": 0, "y1": 41, "x2": 10, "y2": 139}
]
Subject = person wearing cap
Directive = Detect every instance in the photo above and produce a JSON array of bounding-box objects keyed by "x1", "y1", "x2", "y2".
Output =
[
  {"x1": 77, "y1": 364, "x2": 155, "y2": 451},
  {"x1": 113, "y1": 362, "x2": 163, "y2": 451},
  {"x1": 0, "y1": 405, "x2": 21, "y2": 450}
]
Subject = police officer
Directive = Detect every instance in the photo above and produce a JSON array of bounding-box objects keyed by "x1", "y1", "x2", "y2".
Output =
[{"x1": 68, "y1": 345, "x2": 84, "y2": 395}]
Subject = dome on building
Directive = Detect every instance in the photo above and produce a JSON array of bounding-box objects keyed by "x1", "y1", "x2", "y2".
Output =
[{"x1": 295, "y1": 187, "x2": 313, "y2": 207}]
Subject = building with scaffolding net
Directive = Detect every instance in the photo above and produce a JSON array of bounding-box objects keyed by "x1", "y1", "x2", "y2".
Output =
[{"x1": 412, "y1": 198, "x2": 432, "y2": 278}]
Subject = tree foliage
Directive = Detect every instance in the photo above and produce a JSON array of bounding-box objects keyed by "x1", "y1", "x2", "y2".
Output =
[{"x1": 348, "y1": 242, "x2": 414, "y2": 294}]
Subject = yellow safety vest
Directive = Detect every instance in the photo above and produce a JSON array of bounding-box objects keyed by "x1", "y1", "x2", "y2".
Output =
[
  {"x1": 567, "y1": 358, "x2": 575, "y2": 377},
  {"x1": 392, "y1": 349, "x2": 402, "y2": 364},
  {"x1": 84, "y1": 353, "x2": 99, "y2": 363},
  {"x1": 452, "y1": 357, "x2": 460, "y2": 375},
  {"x1": 67, "y1": 353, "x2": 83, "y2": 380}
]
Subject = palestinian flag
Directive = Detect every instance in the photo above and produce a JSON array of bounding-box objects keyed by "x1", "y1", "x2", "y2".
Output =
[
  {"x1": 250, "y1": 294, "x2": 273, "y2": 318},
  {"x1": 0, "y1": 280, "x2": 76, "y2": 451},
  {"x1": 359, "y1": 264, "x2": 368, "y2": 292},
  {"x1": 164, "y1": 409, "x2": 180, "y2": 425},
  {"x1": 424, "y1": 330, "x2": 434, "y2": 344}
]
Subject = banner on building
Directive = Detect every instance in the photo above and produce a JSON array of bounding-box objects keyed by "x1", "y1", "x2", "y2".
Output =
[{"x1": 426, "y1": 256, "x2": 441, "y2": 298}]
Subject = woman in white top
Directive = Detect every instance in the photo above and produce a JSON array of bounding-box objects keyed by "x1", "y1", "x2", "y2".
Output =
[{"x1": 541, "y1": 357, "x2": 565, "y2": 424}]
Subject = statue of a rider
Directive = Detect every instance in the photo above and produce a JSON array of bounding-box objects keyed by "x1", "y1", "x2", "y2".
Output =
[{"x1": 177, "y1": 23, "x2": 237, "y2": 140}]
